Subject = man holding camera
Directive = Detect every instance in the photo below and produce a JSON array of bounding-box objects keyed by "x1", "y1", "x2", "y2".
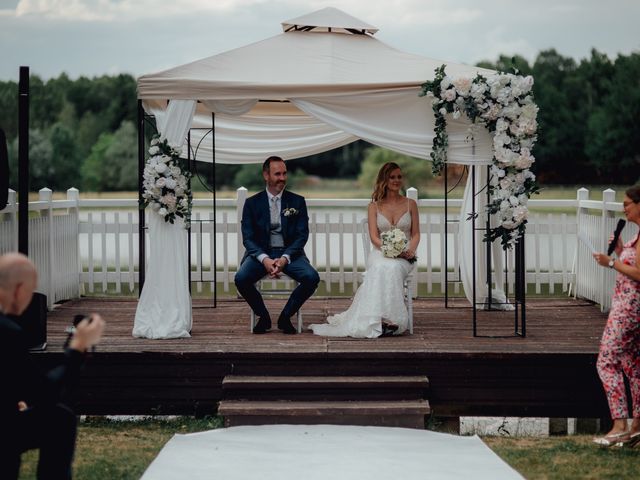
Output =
[{"x1": 0, "y1": 252, "x2": 104, "y2": 479}]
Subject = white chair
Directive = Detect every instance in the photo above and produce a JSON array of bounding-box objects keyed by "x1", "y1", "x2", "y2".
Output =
[
  {"x1": 361, "y1": 218, "x2": 414, "y2": 334},
  {"x1": 249, "y1": 275, "x2": 303, "y2": 333}
]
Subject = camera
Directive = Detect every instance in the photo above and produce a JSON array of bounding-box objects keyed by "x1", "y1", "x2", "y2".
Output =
[{"x1": 63, "y1": 314, "x2": 95, "y2": 351}]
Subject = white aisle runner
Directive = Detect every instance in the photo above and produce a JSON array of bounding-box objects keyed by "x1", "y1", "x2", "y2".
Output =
[{"x1": 141, "y1": 425, "x2": 523, "y2": 480}]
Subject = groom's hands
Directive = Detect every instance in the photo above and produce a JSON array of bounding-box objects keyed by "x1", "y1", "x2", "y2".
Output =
[{"x1": 262, "y1": 257, "x2": 289, "y2": 278}]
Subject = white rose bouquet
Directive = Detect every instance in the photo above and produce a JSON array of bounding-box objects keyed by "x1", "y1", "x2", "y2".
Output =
[
  {"x1": 141, "y1": 135, "x2": 192, "y2": 228},
  {"x1": 381, "y1": 228, "x2": 410, "y2": 259}
]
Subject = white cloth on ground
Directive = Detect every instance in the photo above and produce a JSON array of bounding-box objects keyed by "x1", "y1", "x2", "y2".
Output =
[{"x1": 140, "y1": 425, "x2": 523, "y2": 480}]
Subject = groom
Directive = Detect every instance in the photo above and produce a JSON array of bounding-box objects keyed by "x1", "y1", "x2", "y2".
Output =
[{"x1": 235, "y1": 156, "x2": 320, "y2": 334}]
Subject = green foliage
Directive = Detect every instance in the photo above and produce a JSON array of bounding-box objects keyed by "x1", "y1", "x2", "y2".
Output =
[
  {"x1": 82, "y1": 120, "x2": 138, "y2": 191},
  {"x1": 358, "y1": 147, "x2": 433, "y2": 194},
  {"x1": 233, "y1": 163, "x2": 264, "y2": 190}
]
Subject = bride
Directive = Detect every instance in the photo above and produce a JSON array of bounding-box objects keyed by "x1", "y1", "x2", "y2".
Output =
[{"x1": 310, "y1": 162, "x2": 420, "y2": 338}]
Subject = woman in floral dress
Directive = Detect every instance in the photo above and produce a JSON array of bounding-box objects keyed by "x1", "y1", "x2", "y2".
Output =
[{"x1": 592, "y1": 184, "x2": 640, "y2": 446}]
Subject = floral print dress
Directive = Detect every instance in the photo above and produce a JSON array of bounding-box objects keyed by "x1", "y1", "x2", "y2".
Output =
[{"x1": 597, "y1": 233, "x2": 640, "y2": 419}]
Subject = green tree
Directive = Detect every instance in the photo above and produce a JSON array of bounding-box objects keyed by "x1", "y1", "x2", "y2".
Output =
[
  {"x1": 49, "y1": 122, "x2": 81, "y2": 189},
  {"x1": 358, "y1": 147, "x2": 433, "y2": 195},
  {"x1": 585, "y1": 53, "x2": 640, "y2": 183},
  {"x1": 82, "y1": 120, "x2": 138, "y2": 191}
]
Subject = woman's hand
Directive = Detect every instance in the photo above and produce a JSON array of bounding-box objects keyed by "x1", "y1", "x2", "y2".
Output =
[
  {"x1": 609, "y1": 233, "x2": 623, "y2": 257},
  {"x1": 400, "y1": 249, "x2": 416, "y2": 260},
  {"x1": 592, "y1": 252, "x2": 612, "y2": 268}
]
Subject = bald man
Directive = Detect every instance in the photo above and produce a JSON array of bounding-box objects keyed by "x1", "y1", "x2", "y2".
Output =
[{"x1": 0, "y1": 252, "x2": 105, "y2": 480}]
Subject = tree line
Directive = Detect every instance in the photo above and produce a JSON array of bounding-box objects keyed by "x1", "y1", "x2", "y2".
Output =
[{"x1": 0, "y1": 48, "x2": 638, "y2": 193}]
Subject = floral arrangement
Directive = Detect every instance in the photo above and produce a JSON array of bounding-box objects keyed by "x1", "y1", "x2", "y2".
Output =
[
  {"x1": 380, "y1": 228, "x2": 416, "y2": 263},
  {"x1": 283, "y1": 207, "x2": 299, "y2": 217},
  {"x1": 141, "y1": 135, "x2": 192, "y2": 228},
  {"x1": 419, "y1": 65, "x2": 540, "y2": 249}
]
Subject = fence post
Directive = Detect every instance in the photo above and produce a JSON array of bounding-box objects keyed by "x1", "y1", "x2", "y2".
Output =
[
  {"x1": 67, "y1": 188, "x2": 81, "y2": 298},
  {"x1": 237, "y1": 187, "x2": 247, "y2": 268},
  {"x1": 572, "y1": 188, "x2": 589, "y2": 298},
  {"x1": 39, "y1": 187, "x2": 54, "y2": 308},
  {"x1": 407, "y1": 187, "x2": 419, "y2": 298},
  {"x1": 600, "y1": 189, "x2": 616, "y2": 311},
  {"x1": 7, "y1": 189, "x2": 18, "y2": 251}
]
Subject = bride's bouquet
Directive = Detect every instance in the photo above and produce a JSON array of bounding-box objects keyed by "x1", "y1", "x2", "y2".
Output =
[{"x1": 380, "y1": 228, "x2": 415, "y2": 264}]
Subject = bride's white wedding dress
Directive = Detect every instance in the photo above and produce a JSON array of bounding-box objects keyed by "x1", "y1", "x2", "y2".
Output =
[{"x1": 309, "y1": 208, "x2": 414, "y2": 338}]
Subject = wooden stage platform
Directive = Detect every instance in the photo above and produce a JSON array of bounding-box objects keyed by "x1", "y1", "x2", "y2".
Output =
[{"x1": 33, "y1": 296, "x2": 611, "y2": 419}]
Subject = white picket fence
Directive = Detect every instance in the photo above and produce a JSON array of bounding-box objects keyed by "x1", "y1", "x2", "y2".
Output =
[{"x1": 1, "y1": 186, "x2": 634, "y2": 310}]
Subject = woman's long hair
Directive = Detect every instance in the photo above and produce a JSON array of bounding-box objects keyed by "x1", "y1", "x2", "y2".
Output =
[{"x1": 371, "y1": 162, "x2": 401, "y2": 203}]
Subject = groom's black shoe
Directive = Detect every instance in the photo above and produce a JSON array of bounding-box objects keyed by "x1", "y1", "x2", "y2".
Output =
[
  {"x1": 277, "y1": 314, "x2": 297, "y2": 334},
  {"x1": 253, "y1": 316, "x2": 272, "y2": 334}
]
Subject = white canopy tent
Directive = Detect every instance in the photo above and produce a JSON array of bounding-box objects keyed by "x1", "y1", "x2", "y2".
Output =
[{"x1": 133, "y1": 7, "x2": 510, "y2": 338}]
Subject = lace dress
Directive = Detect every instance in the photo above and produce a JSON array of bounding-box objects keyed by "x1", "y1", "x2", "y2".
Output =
[{"x1": 309, "y1": 208, "x2": 414, "y2": 338}]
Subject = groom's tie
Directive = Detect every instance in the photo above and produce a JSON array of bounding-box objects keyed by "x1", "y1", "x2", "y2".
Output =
[{"x1": 270, "y1": 196, "x2": 280, "y2": 225}]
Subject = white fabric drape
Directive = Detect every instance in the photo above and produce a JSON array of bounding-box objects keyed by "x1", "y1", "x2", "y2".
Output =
[
  {"x1": 186, "y1": 110, "x2": 358, "y2": 164},
  {"x1": 292, "y1": 90, "x2": 493, "y2": 165},
  {"x1": 133, "y1": 100, "x2": 196, "y2": 339}
]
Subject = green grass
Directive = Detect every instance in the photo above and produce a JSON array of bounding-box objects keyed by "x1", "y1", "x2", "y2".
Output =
[
  {"x1": 18, "y1": 416, "x2": 222, "y2": 480},
  {"x1": 17, "y1": 417, "x2": 640, "y2": 479},
  {"x1": 485, "y1": 435, "x2": 640, "y2": 479}
]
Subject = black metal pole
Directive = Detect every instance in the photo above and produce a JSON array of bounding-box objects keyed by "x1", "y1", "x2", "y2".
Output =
[
  {"x1": 486, "y1": 165, "x2": 492, "y2": 310},
  {"x1": 187, "y1": 130, "x2": 192, "y2": 296},
  {"x1": 444, "y1": 161, "x2": 449, "y2": 307},
  {"x1": 18, "y1": 67, "x2": 29, "y2": 255},
  {"x1": 212, "y1": 113, "x2": 217, "y2": 308},
  {"x1": 137, "y1": 100, "x2": 146, "y2": 293},
  {"x1": 472, "y1": 165, "x2": 477, "y2": 336}
]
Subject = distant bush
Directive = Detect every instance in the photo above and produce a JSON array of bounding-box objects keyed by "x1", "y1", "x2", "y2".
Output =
[{"x1": 357, "y1": 147, "x2": 434, "y2": 196}]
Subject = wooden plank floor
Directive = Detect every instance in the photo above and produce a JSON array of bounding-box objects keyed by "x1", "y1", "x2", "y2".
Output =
[
  {"x1": 33, "y1": 296, "x2": 610, "y2": 418},
  {"x1": 43, "y1": 296, "x2": 606, "y2": 354}
]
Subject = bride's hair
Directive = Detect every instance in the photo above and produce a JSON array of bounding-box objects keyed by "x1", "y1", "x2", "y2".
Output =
[{"x1": 371, "y1": 162, "x2": 401, "y2": 202}]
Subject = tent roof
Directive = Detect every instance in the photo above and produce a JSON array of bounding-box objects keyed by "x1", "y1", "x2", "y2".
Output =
[
  {"x1": 281, "y1": 7, "x2": 379, "y2": 34},
  {"x1": 137, "y1": 8, "x2": 492, "y2": 102}
]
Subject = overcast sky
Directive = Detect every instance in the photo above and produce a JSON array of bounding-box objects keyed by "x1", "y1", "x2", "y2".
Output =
[{"x1": 1, "y1": 0, "x2": 638, "y2": 81}]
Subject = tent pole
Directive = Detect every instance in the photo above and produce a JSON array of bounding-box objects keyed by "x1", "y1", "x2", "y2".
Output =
[
  {"x1": 137, "y1": 100, "x2": 146, "y2": 294},
  {"x1": 212, "y1": 113, "x2": 217, "y2": 308},
  {"x1": 18, "y1": 66, "x2": 29, "y2": 256},
  {"x1": 187, "y1": 130, "x2": 192, "y2": 296},
  {"x1": 444, "y1": 162, "x2": 448, "y2": 307}
]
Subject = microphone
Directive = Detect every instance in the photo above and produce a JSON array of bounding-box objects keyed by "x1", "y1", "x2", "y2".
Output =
[{"x1": 607, "y1": 219, "x2": 626, "y2": 255}]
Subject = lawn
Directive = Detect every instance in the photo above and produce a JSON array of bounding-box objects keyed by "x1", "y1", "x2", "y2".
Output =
[{"x1": 17, "y1": 417, "x2": 640, "y2": 479}]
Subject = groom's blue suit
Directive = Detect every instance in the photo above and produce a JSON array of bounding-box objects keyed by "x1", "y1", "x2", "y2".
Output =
[{"x1": 235, "y1": 189, "x2": 319, "y2": 325}]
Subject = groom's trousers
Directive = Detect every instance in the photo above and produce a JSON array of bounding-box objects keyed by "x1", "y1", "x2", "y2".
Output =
[{"x1": 235, "y1": 249, "x2": 319, "y2": 320}]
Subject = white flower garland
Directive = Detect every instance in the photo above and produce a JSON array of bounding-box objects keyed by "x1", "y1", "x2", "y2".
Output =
[
  {"x1": 420, "y1": 65, "x2": 540, "y2": 249},
  {"x1": 141, "y1": 135, "x2": 192, "y2": 228}
]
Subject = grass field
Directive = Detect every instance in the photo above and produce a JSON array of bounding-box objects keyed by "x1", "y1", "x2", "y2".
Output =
[{"x1": 16, "y1": 417, "x2": 640, "y2": 479}]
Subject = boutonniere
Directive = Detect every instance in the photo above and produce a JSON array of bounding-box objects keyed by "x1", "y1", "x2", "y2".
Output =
[{"x1": 283, "y1": 207, "x2": 299, "y2": 217}]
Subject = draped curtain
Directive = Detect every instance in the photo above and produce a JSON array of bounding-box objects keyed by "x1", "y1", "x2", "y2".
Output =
[{"x1": 133, "y1": 100, "x2": 197, "y2": 339}]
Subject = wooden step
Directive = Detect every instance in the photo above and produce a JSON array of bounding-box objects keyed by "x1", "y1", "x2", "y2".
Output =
[
  {"x1": 218, "y1": 399, "x2": 431, "y2": 429},
  {"x1": 221, "y1": 375, "x2": 429, "y2": 401}
]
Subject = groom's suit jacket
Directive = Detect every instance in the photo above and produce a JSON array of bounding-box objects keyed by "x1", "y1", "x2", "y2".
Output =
[{"x1": 240, "y1": 189, "x2": 310, "y2": 263}]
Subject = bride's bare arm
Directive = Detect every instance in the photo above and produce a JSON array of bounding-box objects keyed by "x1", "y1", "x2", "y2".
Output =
[{"x1": 368, "y1": 202, "x2": 382, "y2": 249}]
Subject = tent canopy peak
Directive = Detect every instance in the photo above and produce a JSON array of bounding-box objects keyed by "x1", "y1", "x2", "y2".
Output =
[{"x1": 282, "y1": 7, "x2": 378, "y2": 35}]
